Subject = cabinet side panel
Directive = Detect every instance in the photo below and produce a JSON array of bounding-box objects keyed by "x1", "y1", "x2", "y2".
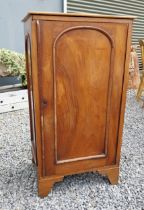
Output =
[
  {"x1": 116, "y1": 22, "x2": 133, "y2": 164},
  {"x1": 24, "y1": 18, "x2": 36, "y2": 163},
  {"x1": 25, "y1": 34, "x2": 37, "y2": 162},
  {"x1": 24, "y1": 18, "x2": 43, "y2": 177},
  {"x1": 31, "y1": 20, "x2": 43, "y2": 177}
]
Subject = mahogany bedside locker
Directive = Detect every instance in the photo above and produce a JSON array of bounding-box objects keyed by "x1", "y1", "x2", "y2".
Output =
[{"x1": 23, "y1": 12, "x2": 135, "y2": 197}]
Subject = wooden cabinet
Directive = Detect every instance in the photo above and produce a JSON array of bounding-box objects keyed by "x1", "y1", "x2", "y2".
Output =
[{"x1": 23, "y1": 12, "x2": 134, "y2": 197}]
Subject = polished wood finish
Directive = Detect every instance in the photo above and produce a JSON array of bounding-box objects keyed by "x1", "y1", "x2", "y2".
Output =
[
  {"x1": 98, "y1": 166, "x2": 119, "y2": 185},
  {"x1": 38, "y1": 176, "x2": 64, "y2": 197},
  {"x1": 22, "y1": 12, "x2": 136, "y2": 22},
  {"x1": 23, "y1": 12, "x2": 134, "y2": 197}
]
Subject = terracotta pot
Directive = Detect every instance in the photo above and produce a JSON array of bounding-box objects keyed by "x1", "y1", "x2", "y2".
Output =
[{"x1": 0, "y1": 63, "x2": 11, "y2": 77}]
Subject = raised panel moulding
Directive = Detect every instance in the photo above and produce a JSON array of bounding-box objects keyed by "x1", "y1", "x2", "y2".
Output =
[{"x1": 53, "y1": 26, "x2": 115, "y2": 164}]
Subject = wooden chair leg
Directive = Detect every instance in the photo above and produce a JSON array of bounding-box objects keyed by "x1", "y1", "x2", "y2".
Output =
[
  {"x1": 138, "y1": 40, "x2": 144, "y2": 101},
  {"x1": 136, "y1": 81, "x2": 143, "y2": 101},
  {"x1": 98, "y1": 167, "x2": 119, "y2": 185}
]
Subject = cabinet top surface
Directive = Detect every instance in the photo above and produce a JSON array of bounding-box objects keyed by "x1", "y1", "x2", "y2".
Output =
[{"x1": 23, "y1": 12, "x2": 136, "y2": 22}]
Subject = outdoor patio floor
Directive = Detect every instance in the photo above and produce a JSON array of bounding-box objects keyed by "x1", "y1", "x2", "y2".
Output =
[{"x1": 0, "y1": 90, "x2": 144, "y2": 210}]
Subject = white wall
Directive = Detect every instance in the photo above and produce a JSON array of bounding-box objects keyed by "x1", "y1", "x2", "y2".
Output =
[{"x1": 0, "y1": 0, "x2": 63, "y2": 53}]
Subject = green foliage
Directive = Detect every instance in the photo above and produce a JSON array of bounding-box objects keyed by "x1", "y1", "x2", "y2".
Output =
[{"x1": 0, "y1": 48, "x2": 26, "y2": 86}]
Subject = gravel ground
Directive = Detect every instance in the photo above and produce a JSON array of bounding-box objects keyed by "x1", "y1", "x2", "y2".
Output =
[{"x1": 0, "y1": 90, "x2": 144, "y2": 210}]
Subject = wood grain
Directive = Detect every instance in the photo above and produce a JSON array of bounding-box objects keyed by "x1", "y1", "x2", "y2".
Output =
[
  {"x1": 37, "y1": 20, "x2": 128, "y2": 174},
  {"x1": 22, "y1": 12, "x2": 136, "y2": 22},
  {"x1": 54, "y1": 26, "x2": 113, "y2": 162},
  {"x1": 24, "y1": 13, "x2": 134, "y2": 197}
]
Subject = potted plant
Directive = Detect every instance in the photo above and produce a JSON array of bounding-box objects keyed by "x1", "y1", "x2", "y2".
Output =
[{"x1": 0, "y1": 48, "x2": 26, "y2": 89}]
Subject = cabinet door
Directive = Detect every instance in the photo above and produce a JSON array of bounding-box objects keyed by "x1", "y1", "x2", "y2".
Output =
[{"x1": 36, "y1": 19, "x2": 128, "y2": 176}]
